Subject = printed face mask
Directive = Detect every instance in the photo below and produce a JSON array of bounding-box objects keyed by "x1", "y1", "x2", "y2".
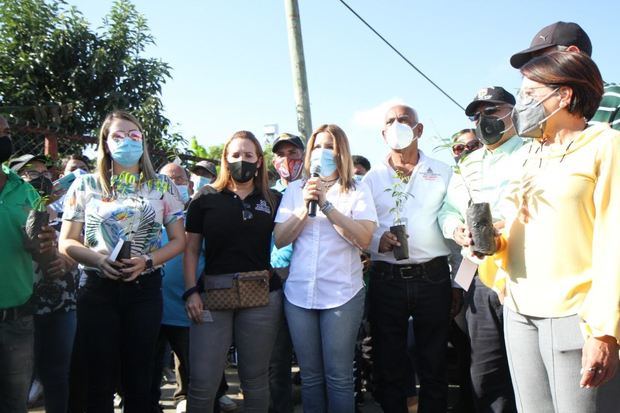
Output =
[
  {"x1": 229, "y1": 160, "x2": 257, "y2": 183},
  {"x1": 274, "y1": 157, "x2": 303, "y2": 181},
  {"x1": 175, "y1": 184, "x2": 190, "y2": 203},
  {"x1": 511, "y1": 88, "x2": 560, "y2": 139},
  {"x1": 385, "y1": 121, "x2": 417, "y2": 150},
  {"x1": 310, "y1": 148, "x2": 337, "y2": 177},
  {"x1": 107, "y1": 137, "x2": 143, "y2": 167}
]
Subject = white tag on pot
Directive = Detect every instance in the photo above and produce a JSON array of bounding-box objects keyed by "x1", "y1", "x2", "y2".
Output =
[
  {"x1": 454, "y1": 257, "x2": 478, "y2": 291},
  {"x1": 109, "y1": 239, "x2": 124, "y2": 262}
]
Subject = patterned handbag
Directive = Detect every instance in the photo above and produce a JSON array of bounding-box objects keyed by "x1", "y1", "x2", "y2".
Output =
[{"x1": 202, "y1": 270, "x2": 270, "y2": 310}]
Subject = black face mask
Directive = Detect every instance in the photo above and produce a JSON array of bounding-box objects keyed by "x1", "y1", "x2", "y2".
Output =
[
  {"x1": 229, "y1": 161, "x2": 257, "y2": 183},
  {"x1": 0, "y1": 135, "x2": 12, "y2": 163},
  {"x1": 28, "y1": 176, "x2": 54, "y2": 197},
  {"x1": 475, "y1": 115, "x2": 505, "y2": 146}
]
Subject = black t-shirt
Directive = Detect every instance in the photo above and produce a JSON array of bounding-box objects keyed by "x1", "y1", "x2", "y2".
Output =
[{"x1": 185, "y1": 186, "x2": 281, "y2": 285}]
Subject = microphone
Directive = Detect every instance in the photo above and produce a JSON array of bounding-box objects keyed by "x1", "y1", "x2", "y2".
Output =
[{"x1": 308, "y1": 164, "x2": 321, "y2": 217}]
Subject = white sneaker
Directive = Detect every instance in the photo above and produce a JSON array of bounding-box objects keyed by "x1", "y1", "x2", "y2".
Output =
[
  {"x1": 218, "y1": 395, "x2": 238, "y2": 412},
  {"x1": 176, "y1": 399, "x2": 187, "y2": 413}
]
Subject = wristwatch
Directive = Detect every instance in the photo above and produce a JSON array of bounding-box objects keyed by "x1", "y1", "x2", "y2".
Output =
[{"x1": 143, "y1": 254, "x2": 154, "y2": 271}]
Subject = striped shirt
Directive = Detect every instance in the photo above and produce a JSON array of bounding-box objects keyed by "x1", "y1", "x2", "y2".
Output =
[{"x1": 589, "y1": 82, "x2": 620, "y2": 131}]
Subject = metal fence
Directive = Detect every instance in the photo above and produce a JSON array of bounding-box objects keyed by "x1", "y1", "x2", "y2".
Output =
[{"x1": 7, "y1": 121, "x2": 215, "y2": 173}]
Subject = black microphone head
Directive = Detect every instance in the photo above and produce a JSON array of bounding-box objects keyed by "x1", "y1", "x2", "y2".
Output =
[{"x1": 310, "y1": 163, "x2": 321, "y2": 176}]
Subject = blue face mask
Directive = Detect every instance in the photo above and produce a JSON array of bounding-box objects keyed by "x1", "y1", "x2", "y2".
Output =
[
  {"x1": 353, "y1": 174, "x2": 364, "y2": 184},
  {"x1": 310, "y1": 148, "x2": 337, "y2": 177},
  {"x1": 108, "y1": 138, "x2": 143, "y2": 167},
  {"x1": 191, "y1": 175, "x2": 212, "y2": 191},
  {"x1": 175, "y1": 184, "x2": 190, "y2": 203}
]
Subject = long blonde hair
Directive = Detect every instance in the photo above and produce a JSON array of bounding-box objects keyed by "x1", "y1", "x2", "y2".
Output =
[
  {"x1": 96, "y1": 110, "x2": 157, "y2": 197},
  {"x1": 211, "y1": 130, "x2": 276, "y2": 214},
  {"x1": 304, "y1": 124, "x2": 355, "y2": 192}
]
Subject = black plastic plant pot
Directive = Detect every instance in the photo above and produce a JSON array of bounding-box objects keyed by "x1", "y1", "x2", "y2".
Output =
[
  {"x1": 25, "y1": 209, "x2": 54, "y2": 268},
  {"x1": 390, "y1": 224, "x2": 409, "y2": 261},
  {"x1": 466, "y1": 202, "x2": 496, "y2": 255}
]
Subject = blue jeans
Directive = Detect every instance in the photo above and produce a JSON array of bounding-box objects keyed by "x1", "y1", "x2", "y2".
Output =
[
  {"x1": 284, "y1": 288, "x2": 365, "y2": 413},
  {"x1": 34, "y1": 310, "x2": 77, "y2": 413},
  {"x1": 0, "y1": 315, "x2": 34, "y2": 413}
]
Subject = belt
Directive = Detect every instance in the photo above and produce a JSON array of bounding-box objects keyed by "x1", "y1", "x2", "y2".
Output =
[
  {"x1": 371, "y1": 256, "x2": 448, "y2": 280},
  {"x1": 84, "y1": 268, "x2": 161, "y2": 285},
  {"x1": 0, "y1": 301, "x2": 33, "y2": 322}
]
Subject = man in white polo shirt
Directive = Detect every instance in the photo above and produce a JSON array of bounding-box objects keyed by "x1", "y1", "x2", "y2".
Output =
[{"x1": 363, "y1": 104, "x2": 456, "y2": 413}]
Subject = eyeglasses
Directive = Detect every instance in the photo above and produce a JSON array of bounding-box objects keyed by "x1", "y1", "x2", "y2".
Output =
[
  {"x1": 242, "y1": 202, "x2": 254, "y2": 221},
  {"x1": 468, "y1": 106, "x2": 504, "y2": 122},
  {"x1": 22, "y1": 170, "x2": 52, "y2": 180},
  {"x1": 451, "y1": 140, "x2": 483, "y2": 156},
  {"x1": 108, "y1": 130, "x2": 143, "y2": 142},
  {"x1": 516, "y1": 86, "x2": 557, "y2": 105}
]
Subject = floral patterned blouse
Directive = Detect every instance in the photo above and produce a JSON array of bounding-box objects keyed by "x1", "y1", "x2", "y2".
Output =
[{"x1": 63, "y1": 173, "x2": 184, "y2": 274}]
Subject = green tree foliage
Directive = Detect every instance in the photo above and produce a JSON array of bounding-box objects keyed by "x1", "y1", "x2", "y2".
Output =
[{"x1": 0, "y1": 0, "x2": 183, "y2": 154}]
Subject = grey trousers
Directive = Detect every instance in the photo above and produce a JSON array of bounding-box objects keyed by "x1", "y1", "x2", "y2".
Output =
[
  {"x1": 504, "y1": 307, "x2": 620, "y2": 413},
  {"x1": 187, "y1": 290, "x2": 282, "y2": 413}
]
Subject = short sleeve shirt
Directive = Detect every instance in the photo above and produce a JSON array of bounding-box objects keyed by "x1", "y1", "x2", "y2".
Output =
[
  {"x1": 275, "y1": 180, "x2": 378, "y2": 309},
  {"x1": 63, "y1": 173, "x2": 184, "y2": 272},
  {"x1": 185, "y1": 186, "x2": 281, "y2": 276}
]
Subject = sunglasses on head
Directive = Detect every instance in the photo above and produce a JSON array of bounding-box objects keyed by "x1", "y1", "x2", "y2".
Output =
[
  {"x1": 451, "y1": 140, "x2": 482, "y2": 156},
  {"x1": 242, "y1": 201, "x2": 254, "y2": 221},
  {"x1": 468, "y1": 105, "x2": 503, "y2": 122}
]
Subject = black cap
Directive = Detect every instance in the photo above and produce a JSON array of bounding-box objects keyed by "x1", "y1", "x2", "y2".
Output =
[
  {"x1": 9, "y1": 154, "x2": 49, "y2": 172},
  {"x1": 464, "y1": 87, "x2": 516, "y2": 116},
  {"x1": 191, "y1": 160, "x2": 217, "y2": 177},
  {"x1": 510, "y1": 21, "x2": 592, "y2": 68},
  {"x1": 272, "y1": 133, "x2": 304, "y2": 153}
]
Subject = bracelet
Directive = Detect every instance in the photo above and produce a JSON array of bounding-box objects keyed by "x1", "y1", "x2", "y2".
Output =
[
  {"x1": 182, "y1": 286, "x2": 199, "y2": 301},
  {"x1": 320, "y1": 200, "x2": 336, "y2": 215}
]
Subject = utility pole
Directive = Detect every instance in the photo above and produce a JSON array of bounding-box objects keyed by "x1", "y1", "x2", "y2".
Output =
[{"x1": 284, "y1": 0, "x2": 312, "y2": 142}]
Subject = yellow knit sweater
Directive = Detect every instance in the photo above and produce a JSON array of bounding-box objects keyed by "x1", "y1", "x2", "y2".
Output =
[{"x1": 482, "y1": 124, "x2": 620, "y2": 343}]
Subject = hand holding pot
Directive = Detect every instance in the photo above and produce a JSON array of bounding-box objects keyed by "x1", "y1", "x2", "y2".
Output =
[
  {"x1": 37, "y1": 225, "x2": 58, "y2": 257},
  {"x1": 453, "y1": 224, "x2": 471, "y2": 248},
  {"x1": 378, "y1": 231, "x2": 401, "y2": 253},
  {"x1": 120, "y1": 256, "x2": 147, "y2": 282},
  {"x1": 95, "y1": 254, "x2": 123, "y2": 280}
]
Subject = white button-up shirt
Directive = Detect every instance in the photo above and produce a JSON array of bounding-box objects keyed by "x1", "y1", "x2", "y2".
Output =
[
  {"x1": 363, "y1": 150, "x2": 451, "y2": 264},
  {"x1": 275, "y1": 180, "x2": 378, "y2": 309}
]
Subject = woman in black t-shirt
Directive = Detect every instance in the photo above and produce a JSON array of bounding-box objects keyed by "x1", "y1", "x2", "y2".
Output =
[{"x1": 184, "y1": 130, "x2": 281, "y2": 412}]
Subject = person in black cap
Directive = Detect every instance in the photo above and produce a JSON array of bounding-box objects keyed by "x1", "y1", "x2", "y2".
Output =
[
  {"x1": 511, "y1": 21, "x2": 619, "y2": 131},
  {"x1": 440, "y1": 86, "x2": 524, "y2": 413}
]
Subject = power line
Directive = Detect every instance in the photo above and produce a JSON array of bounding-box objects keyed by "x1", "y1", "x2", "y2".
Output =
[{"x1": 337, "y1": 0, "x2": 465, "y2": 111}]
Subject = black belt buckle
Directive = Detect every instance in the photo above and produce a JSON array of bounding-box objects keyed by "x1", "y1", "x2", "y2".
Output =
[{"x1": 398, "y1": 265, "x2": 416, "y2": 279}]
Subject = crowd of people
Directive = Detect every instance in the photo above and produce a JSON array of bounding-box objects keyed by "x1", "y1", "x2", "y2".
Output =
[{"x1": 0, "y1": 20, "x2": 619, "y2": 413}]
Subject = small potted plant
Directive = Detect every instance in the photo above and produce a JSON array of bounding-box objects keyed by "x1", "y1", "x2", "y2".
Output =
[
  {"x1": 24, "y1": 195, "x2": 55, "y2": 271},
  {"x1": 434, "y1": 137, "x2": 496, "y2": 256},
  {"x1": 385, "y1": 172, "x2": 414, "y2": 260}
]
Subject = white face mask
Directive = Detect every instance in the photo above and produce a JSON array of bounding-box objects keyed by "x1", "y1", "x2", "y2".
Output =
[
  {"x1": 385, "y1": 120, "x2": 417, "y2": 150},
  {"x1": 191, "y1": 175, "x2": 212, "y2": 191}
]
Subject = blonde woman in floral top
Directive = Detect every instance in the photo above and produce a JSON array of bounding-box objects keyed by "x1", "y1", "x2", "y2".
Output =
[{"x1": 59, "y1": 111, "x2": 185, "y2": 412}]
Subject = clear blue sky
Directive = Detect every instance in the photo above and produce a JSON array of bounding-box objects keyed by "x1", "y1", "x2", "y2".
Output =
[{"x1": 71, "y1": 0, "x2": 618, "y2": 166}]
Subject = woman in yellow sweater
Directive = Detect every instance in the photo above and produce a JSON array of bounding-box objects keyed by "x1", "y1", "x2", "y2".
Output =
[{"x1": 483, "y1": 51, "x2": 619, "y2": 412}]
